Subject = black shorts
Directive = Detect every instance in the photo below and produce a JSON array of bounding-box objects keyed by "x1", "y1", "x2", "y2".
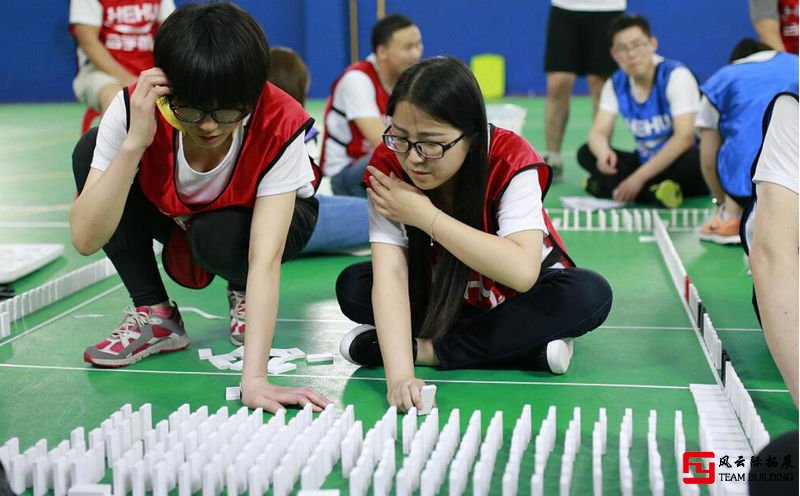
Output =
[{"x1": 544, "y1": 6, "x2": 622, "y2": 76}]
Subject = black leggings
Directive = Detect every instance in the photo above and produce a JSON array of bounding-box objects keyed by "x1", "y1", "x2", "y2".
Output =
[
  {"x1": 577, "y1": 144, "x2": 708, "y2": 203},
  {"x1": 72, "y1": 127, "x2": 319, "y2": 306},
  {"x1": 336, "y1": 262, "x2": 613, "y2": 370}
]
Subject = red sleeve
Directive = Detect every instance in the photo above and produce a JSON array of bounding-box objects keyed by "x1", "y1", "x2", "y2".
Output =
[{"x1": 363, "y1": 144, "x2": 407, "y2": 183}]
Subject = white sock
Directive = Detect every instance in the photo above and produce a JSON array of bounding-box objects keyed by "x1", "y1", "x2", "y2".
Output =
[{"x1": 546, "y1": 151, "x2": 562, "y2": 164}]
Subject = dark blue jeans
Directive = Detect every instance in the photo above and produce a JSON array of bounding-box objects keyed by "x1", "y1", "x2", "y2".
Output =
[{"x1": 330, "y1": 154, "x2": 371, "y2": 198}]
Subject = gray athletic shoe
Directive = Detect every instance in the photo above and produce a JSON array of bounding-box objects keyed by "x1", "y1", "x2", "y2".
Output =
[
  {"x1": 83, "y1": 304, "x2": 189, "y2": 368},
  {"x1": 227, "y1": 287, "x2": 246, "y2": 346}
]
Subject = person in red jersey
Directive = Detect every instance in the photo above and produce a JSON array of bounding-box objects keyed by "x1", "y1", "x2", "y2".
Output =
[
  {"x1": 320, "y1": 14, "x2": 423, "y2": 197},
  {"x1": 70, "y1": 0, "x2": 175, "y2": 114},
  {"x1": 69, "y1": 2, "x2": 330, "y2": 413},
  {"x1": 750, "y1": 0, "x2": 799, "y2": 53},
  {"x1": 335, "y1": 57, "x2": 612, "y2": 412}
]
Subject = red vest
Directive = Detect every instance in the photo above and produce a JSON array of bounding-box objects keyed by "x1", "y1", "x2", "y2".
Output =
[
  {"x1": 367, "y1": 126, "x2": 574, "y2": 311},
  {"x1": 72, "y1": 1, "x2": 164, "y2": 75},
  {"x1": 129, "y1": 82, "x2": 315, "y2": 287},
  {"x1": 320, "y1": 60, "x2": 389, "y2": 173},
  {"x1": 780, "y1": 0, "x2": 799, "y2": 53}
]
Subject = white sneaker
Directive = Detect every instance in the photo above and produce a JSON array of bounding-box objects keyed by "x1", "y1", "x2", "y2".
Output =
[{"x1": 545, "y1": 338, "x2": 574, "y2": 375}]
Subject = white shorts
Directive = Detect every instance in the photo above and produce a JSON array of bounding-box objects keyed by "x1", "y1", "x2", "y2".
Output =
[{"x1": 73, "y1": 63, "x2": 122, "y2": 111}]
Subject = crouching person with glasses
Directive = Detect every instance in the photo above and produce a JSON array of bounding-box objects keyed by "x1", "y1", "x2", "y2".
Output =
[{"x1": 69, "y1": 2, "x2": 330, "y2": 413}]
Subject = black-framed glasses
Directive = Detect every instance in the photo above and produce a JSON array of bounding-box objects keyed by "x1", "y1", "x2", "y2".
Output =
[
  {"x1": 611, "y1": 38, "x2": 650, "y2": 56},
  {"x1": 169, "y1": 101, "x2": 250, "y2": 124},
  {"x1": 382, "y1": 130, "x2": 465, "y2": 159}
]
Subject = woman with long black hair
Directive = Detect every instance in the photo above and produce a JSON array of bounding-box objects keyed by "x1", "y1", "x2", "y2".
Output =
[{"x1": 335, "y1": 56, "x2": 613, "y2": 411}]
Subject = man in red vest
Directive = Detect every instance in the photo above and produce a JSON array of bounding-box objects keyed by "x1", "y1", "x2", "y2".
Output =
[
  {"x1": 750, "y1": 0, "x2": 799, "y2": 53},
  {"x1": 70, "y1": 0, "x2": 175, "y2": 115},
  {"x1": 321, "y1": 14, "x2": 423, "y2": 197}
]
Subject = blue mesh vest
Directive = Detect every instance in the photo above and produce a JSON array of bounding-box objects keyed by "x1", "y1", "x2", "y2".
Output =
[
  {"x1": 611, "y1": 59, "x2": 690, "y2": 163},
  {"x1": 701, "y1": 52, "x2": 799, "y2": 198}
]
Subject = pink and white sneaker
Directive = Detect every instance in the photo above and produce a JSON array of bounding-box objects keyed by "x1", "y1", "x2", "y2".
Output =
[
  {"x1": 83, "y1": 303, "x2": 189, "y2": 367},
  {"x1": 227, "y1": 287, "x2": 246, "y2": 346}
]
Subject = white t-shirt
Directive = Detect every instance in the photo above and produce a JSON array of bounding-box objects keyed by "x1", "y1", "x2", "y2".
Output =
[
  {"x1": 70, "y1": 0, "x2": 176, "y2": 69},
  {"x1": 551, "y1": 0, "x2": 626, "y2": 12},
  {"x1": 91, "y1": 91, "x2": 314, "y2": 207},
  {"x1": 695, "y1": 51, "x2": 779, "y2": 131},
  {"x1": 599, "y1": 55, "x2": 700, "y2": 117},
  {"x1": 753, "y1": 94, "x2": 799, "y2": 194},
  {"x1": 322, "y1": 55, "x2": 384, "y2": 177},
  {"x1": 369, "y1": 169, "x2": 553, "y2": 263}
]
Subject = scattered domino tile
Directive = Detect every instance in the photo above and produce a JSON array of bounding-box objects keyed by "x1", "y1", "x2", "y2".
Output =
[
  {"x1": 225, "y1": 387, "x2": 241, "y2": 401},
  {"x1": 67, "y1": 483, "x2": 111, "y2": 496},
  {"x1": 230, "y1": 346, "x2": 245, "y2": 358},
  {"x1": 306, "y1": 353, "x2": 334, "y2": 364},
  {"x1": 197, "y1": 348, "x2": 212, "y2": 360},
  {"x1": 268, "y1": 358, "x2": 297, "y2": 375}
]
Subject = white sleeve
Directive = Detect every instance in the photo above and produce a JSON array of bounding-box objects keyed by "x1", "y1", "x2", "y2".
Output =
[
  {"x1": 695, "y1": 95, "x2": 720, "y2": 130},
  {"x1": 334, "y1": 71, "x2": 382, "y2": 120},
  {"x1": 368, "y1": 199, "x2": 408, "y2": 247},
  {"x1": 496, "y1": 170, "x2": 548, "y2": 237},
  {"x1": 91, "y1": 91, "x2": 129, "y2": 172},
  {"x1": 70, "y1": 0, "x2": 102, "y2": 26},
  {"x1": 666, "y1": 67, "x2": 701, "y2": 116},
  {"x1": 158, "y1": 0, "x2": 176, "y2": 22},
  {"x1": 753, "y1": 95, "x2": 799, "y2": 194},
  {"x1": 598, "y1": 79, "x2": 619, "y2": 115},
  {"x1": 256, "y1": 134, "x2": 315, "y2": 196}
]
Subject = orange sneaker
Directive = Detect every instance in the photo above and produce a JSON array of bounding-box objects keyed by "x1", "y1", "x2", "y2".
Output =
[{"x1": 699, "y1": 214, "x2": 741, "y2": 245}]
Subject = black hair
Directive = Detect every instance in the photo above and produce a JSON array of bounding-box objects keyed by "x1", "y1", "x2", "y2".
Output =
[
  {"x1": 608, "y1": 13, "x2": 652, "y2": 46},
  {"x1": 371, "y1": 14, "x2": 415, "y2": 53},
  {"x1": 386, "y1": 56, "x2": 489, "y2": 342},
  {"x1": 154, "y1": 2, "x2": 269, "y2": 110},
  {"x1": 728, "y1": 38, "x2": 773, "y2": 63},
  {"x1": 268, "y1": 46, "x2": 310, "y2": 106}
]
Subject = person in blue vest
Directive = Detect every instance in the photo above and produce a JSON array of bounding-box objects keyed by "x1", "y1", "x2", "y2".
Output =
[
  {"x1": 577, "y1": 14, "x2": 708, "y2": 208},
  {"x1": 695, "y1": 38, "x2": 798, "y2": 244},
  {"x1": 320, "y1": 15, "x2": 423, "y2": 197},
  {"x1": 69, "y1": 2, "x2": 330, "y2": 412},
  {"x1": 334, "y1": 57, "x2": 612, "y2": 412}
]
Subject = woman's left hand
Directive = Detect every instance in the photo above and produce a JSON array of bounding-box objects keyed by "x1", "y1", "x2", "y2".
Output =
[{"x1": 366, "y1": 166, "x2": 435, "y2": 228}]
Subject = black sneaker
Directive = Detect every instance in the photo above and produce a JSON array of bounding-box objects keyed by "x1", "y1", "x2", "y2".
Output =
[{"x1": 339, "y1": 324, "x2": 417, "y2": 367}]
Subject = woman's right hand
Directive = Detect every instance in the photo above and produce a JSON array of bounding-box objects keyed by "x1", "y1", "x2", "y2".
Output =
[
  {"x1": 125, "y1": 68, "x2": 172, "y2": 151},
  {"x1": 596, "y1": 148, "x2": 618, "y2": 175},
  {"x1": 387, "y1": 377, "x2": 429, "y2": 413}
]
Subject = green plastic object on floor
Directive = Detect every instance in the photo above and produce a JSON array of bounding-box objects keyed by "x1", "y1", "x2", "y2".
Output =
[{"x1": 470, "y1": 53, "x2": 506, "y2": 100}]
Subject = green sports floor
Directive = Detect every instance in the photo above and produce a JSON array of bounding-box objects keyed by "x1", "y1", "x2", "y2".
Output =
[{"x1": 0, "y1": 98, "x2": 796, "y2": 495}]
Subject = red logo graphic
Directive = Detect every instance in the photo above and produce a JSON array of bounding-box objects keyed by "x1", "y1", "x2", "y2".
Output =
[{"x1": 683, "y1": 451, "x2": 716, "y2": 484}]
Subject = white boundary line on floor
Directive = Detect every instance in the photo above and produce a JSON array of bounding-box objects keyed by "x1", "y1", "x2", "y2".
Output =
[
  {"x1": 0, "y1": 204, "x2": 71, "y2": 213},
  {"x1": 0, "y1": 362, "x2": 787, "y2": 394},
  {"x1": 0, "y1": 221, "x2": 69, "y2": 228},
  {"x1": 0, "y1": 283, "x2": 124, "y2": 348}
]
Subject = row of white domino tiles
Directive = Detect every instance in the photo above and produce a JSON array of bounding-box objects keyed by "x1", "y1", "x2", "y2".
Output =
[
  {"x1": 654, "y1": 213, "x2": 770, "y2": 453},
  {"x1": 1, "y1": 399, "x2": 718, "y2": 496},
  {"x1": 0, "y1": 257, "x2": 117, "y2": 338},
  {"x1": 552, "y1": 208, "x2": 712, "y2": 233},
  {"x1": 690, "y1": 381, "x2": 771, "y2": 496}
]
